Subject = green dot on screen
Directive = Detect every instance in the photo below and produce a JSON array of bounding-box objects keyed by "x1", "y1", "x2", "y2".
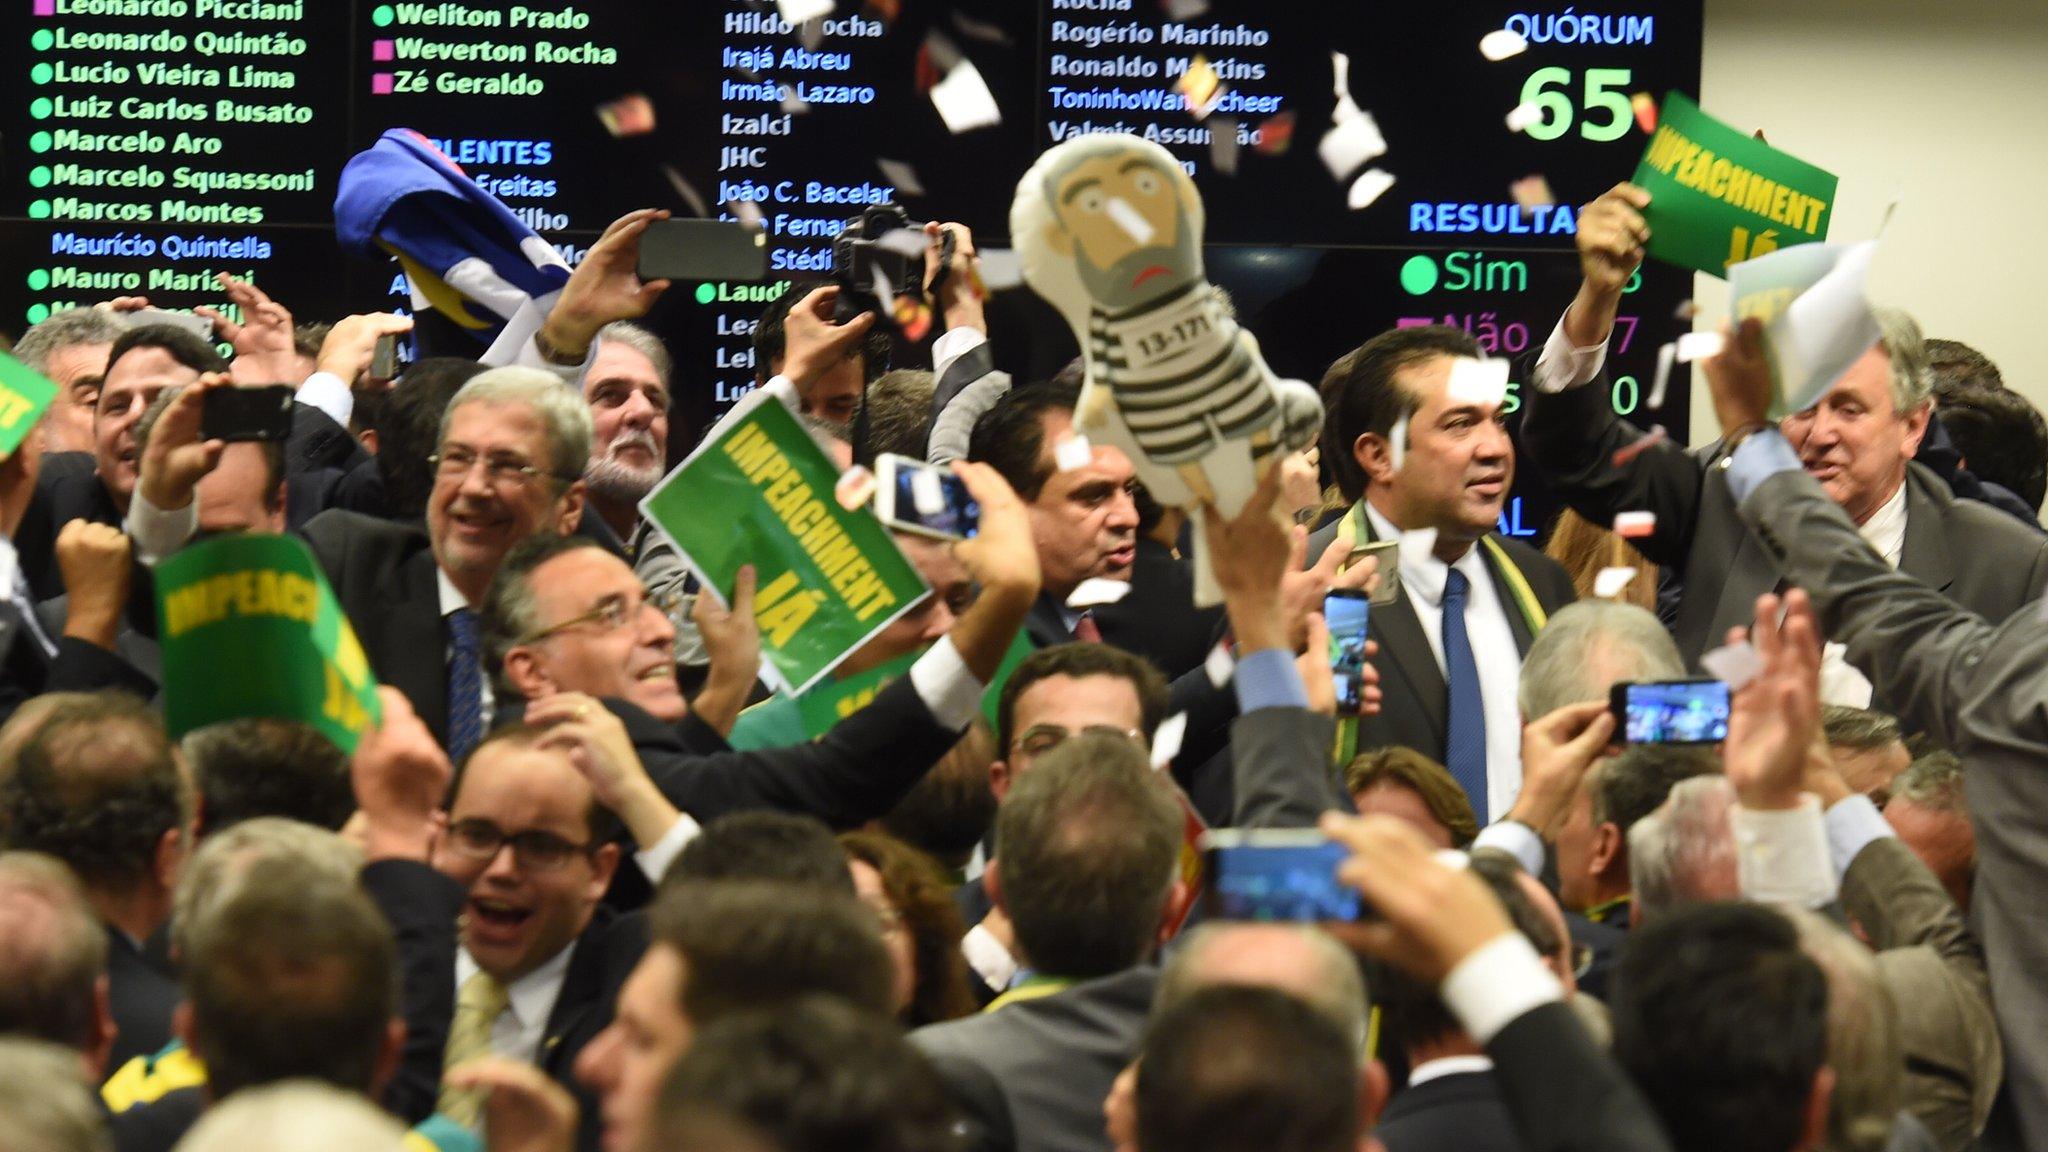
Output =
[
  {"x1": 26, "y1": 305, "x2": 49, "y2": 325},
  {"x1": 28, "y1": 201, "x2": 50, "y2": 220},
  {"x1": 372, "y1": 5, "x2": 395, "y2": 26},
  {"x1": 31, "y1": 62, "x2": 53, "y2": 85},
  {"x1": 31, "y1": 29, "x2": 54, "y2": 50},
  {"x1": 26, "y1": 270, "x2": 48, "y2": 291},
  {"x1": 28, "y1": 167, "x2": 50, "y2": 189},
  {"x1": 694, "y1": 283, "x2": 717, "y2": 304},
  {"x1": 1399, "y1": 255, "x2": 1439, "y2": 296},
  {"x1": 29, "y1": 132, "x2": 51, "y2": 153},
  {"x1": 30, "y1": 98, "x2": 52, "y2": 120}
]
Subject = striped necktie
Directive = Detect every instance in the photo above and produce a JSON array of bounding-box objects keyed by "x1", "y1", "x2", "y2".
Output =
[{"x1": 1441, "y1": 569, "x2": 1489, "y2": 824}]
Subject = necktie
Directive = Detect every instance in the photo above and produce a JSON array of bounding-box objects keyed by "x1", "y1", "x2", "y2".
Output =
[
  {"x1": 1441, "y1": 569, "x2": 1489, "y2": 824},
  {"x1": 438, "y1": 969, "x2": 509, "y2": 1128},
  {"x1": 1072, "y1": 611, "x2": 1103, "y2": 644},
  {"x1": 447, "y1": 608, "x2": 484, "y2": 765}
]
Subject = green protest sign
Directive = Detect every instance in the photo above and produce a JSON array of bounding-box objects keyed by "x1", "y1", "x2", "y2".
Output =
[
  {"x1": 641, "y1": 396, "x2": 928, "y2": 696},
  {"x1": 0, "y1": 353, "x2": 58, "y2": 459},
  {"x1": 793, "y1": 631, "x2": 1035, "y2": 739},
  {"x1": 154, "y1": 534, "x2": 383, "y2": 751},
  {"x1": 1632, "y1": 91, "x2": 1838, "y2": 276}
]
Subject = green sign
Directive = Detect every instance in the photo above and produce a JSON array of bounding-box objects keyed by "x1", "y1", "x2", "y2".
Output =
[
  {"x1": 1631, "y1": 91, "x2": 1838, "y2": 277},
  {"x1": 154, "y1": 534, "x2": 383, "y2": 751},
  {"x1": 0, "y1": 352, "x2": 57, "y2": 459},
  {"x1": 792, "y1": 631, "x2": 1036, "y2": 740},
  {"x1": 641, "y1": 396, "x2": 928, "y2": 696}
]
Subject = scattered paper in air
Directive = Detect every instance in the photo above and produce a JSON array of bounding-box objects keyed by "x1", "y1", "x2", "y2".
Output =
[
  {"x1": 1593, "y1": 566, "x2": 1638, "y2": 599},
  {"x1": 1176, "y1": 55, "x2": 1225, "y2": 119},
  {"x1": 1210, "y1": 115, "x2": 1242, "y2": 176},
  {"x1": 1726, "y1": 240, "x2": 1882, "y2": 418},
  {"x1": 1164, "y1": 0, "x2": 1211, "y2": 19},
  {"x1": 776, "y1": 0, "x2": 833, "y2": 23},
  {"x1": 1151, "y1": 712, "x2": 1188, "y2": 771},
  {"x1": 1388, "y1": 414, "x2": 1409, "y2": 472},
  {"x1": 1511, "y1": 174, "x2": 1555, "y2": 215},
  {"x1": 1647, "y1": 340, "x2": 1677, "y2": 409},
  {"x1": 779, "y1": 84, "x2": 810, "y2": 114},
  {"x1": 1105, "y1": 197, "x2": 1157, "y2": 244},
  {"x1": 1319, "y1": 109, "x2": 1387, "y2": 180},
  {"x1": 726, "y1": 199, "x2": 764, "y2": 229},
  {"x1": 1347, "y1": 168, "x2": 1396, "y2": 210},
  {"x1": 1700, "y1": 640, "x2": 1765, "y2": 692},
  {"x1": 1613, "y1": 510, "x2": 1656, "y2": 538},
  {"x1": 1479, "y1": 28, "x2": 1528, "y2": 60},
  {"x1": 931, "y1": 60, "x2": 1002, "y2": 133},
  {"x1": 799, "y1": 17, "x2": 824, "y2": 51},
  {"x1": 1505, "y1": 102, "x2": 1544, "y2": 134},
  {"x1": 1397, "y1": 527, "x2": 1440, "y2": 572},
  {"x1": 1204, "y1": 642, "x2": 1236, "y2": 689},
  {"x1": 595, "y1": 94, "x2": 655, "y2": 137},
  {"x1": 876, "y1": 158, "x2": 925, "y2": 198},
  {"x1": 659, "y1": 166, "x2": 710, "y2": 218},
  {"x1": 949, "y1": 9, "x2": 1011, "y2": 45},
  {"x1": 910, "y1": 467, "x2": 945, "y2": 517},
  {"x1": 1631, "y1": 92, "x2": 1658, "y2": 134},
  {"x1": 1610, "y1": 424, "x2": 1668, "y2": 467},
  {"x1": 1446, "y1": 357, "x2": 1510, "y2": 407},
  {"x1": 976, "y1": 247, "x2": 1024, "y2": 290},
  {"x1": 1067, "y1": 577, "x2": 1134, "y2": 609},
  {"x1": 1054, "y1": 431, "x2": 1094, "y2": 472},
  {"x1": 1675, "y1": 331, "x2": 1726, "y2": 363},
  {"x1": 1253, "y1": 110, "x2": 1295, "y2": 155}
]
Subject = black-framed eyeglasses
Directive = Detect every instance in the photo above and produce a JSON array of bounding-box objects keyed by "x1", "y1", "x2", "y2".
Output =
[
  {"x1": 429, "y1": 446, "x2": 578, "y2": 489},
  {"x1": 516, "y1": 587, "x2": 685, "y2": 646},
  {"x1": 1011, "y1": 723, "x2": 1148, "y2": 760},
  {"x1": 446, "y1": 818, "x2": 594, "y2": 873}
]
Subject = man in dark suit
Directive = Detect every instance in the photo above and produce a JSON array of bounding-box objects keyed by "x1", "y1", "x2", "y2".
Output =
[
  {"x1": 0, "y1": 693, "x2": 188, "y2": 1074},
  {"x1": 1314, "y1": 324, "x2": 1577, "y2": 822},
  {"x1": 912, "y1": 736, "x2": 1183, "y2": 1152},
  {"x1": 1521, "y1": 183, "x2": 2048, "y2": 692}
]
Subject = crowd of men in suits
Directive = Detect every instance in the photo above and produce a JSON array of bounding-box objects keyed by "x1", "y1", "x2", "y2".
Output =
[{"x1": 0, "y1": 181, "x2": 2043, "y2": 1152}]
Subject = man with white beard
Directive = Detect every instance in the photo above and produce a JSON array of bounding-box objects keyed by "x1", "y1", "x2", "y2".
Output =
[{"x1": 578, "y1": 322, "x2": 712, "y2": 675}]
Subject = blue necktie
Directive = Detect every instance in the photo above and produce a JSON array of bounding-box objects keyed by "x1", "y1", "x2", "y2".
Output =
[
  {"x1": 447, "y1": 608, "x2": 484, "y2": 765},
  {"x1": 1441, "y1": 569, "x2": 1489, "y2": 824}
]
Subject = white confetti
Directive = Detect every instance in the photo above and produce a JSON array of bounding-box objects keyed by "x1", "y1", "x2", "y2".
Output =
[
  {"x1": 1594, "y1": 566, "x2": 1638, "y2": 599},
  {"x1": 1165, "y1": 0, "x2": 1211, "y2": 19},
  {"x1": 1329, "y1": 51, "x2": 1351, "y2": 99},
  {"x1": 1505, "y1": 101, "x2": 1544, "y2": 134},
  {"x1": 1613, "y1": 510, "x2": 1657, "y2": 538},
  {"x1": 725, "y1": 199, "x2": 764, "y2": 229},
  {"x1": 1150, "y1": 712, "x2": 1188, "y2": 771},
  {"x1": 1318, "y1": 110, "x2": 1387, "y2": 180},
  {"x1": 1479, "y1": 28, "x2": 1529, "y2": 60},
  {"x1": 1210, "y1": 114, "x2": 1241, "y2": 176},
  {"x1": 659, "y1": 165, "x2": 709, "y2": 218},
  {"x1": 873, "y1": 228, "x2": 929, "y2": 260},
  {"x1": 799, "y1": 16, "x2": 824, "y2": 51},
  {"x1": 931, "y1": 60, "x2": 1002, "y2": 134},
  {"x1": 775, "y1": 0, "x2": 833, "y2": 22},
  {"x1": 1055, "y1": 431, "x2": 1094, "y2": 472},
  {"x1": 779, "y1": 84, "x2": 810, "y2": 114},
  {"x1": 1346, "y1": 168, "x2": 1396, "y2": 210},
  {"x1": 1675, "y1": 331, "x2": 1726, "y2": 363},
  {"x1": 910, "y1": 467, "x2": 945, "y2": 516},
  {"x1": 976, "y1": 248, "x2": 1024, "y2": 290},
  {"x1": 1204, "y1": 642, "x2": 1236, "y2": 689},
  {"x1": 834, "y1": 465, "x2": 875, "y2": 511},
  {"x1": 1446, "y1": 357, "x2": 1510, "y2": 407},
  {"x1": 876, "y1": 158, "x2": 925, "y2": 198},
  {"x1": 949, "y1": 10, "x2": 1011, "y2": 45},
  {"x1": 1700, "y1": 641, "x2": 1766, "y2": 692},
  {"x1": 1388, "y1": 414, "x2": 1408, "y2": 472},
  {"x1": 1397, "y1": 527, "x2": 1440, "y2": 572},
  {"x1": 1067, "y1": 577, "x2": 1133, "y2": 609},
  {"x1": 1647, "y1": 340, "x2": 1677, "y2": 409},
  {"x1": 1104, "y1": 196, "x2": 1156, "y2": 244}
]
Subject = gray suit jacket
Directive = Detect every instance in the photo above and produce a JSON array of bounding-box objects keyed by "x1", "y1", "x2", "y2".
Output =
[
  {"x1": 1524, "y1": 376, "x2": 2048, "y2": 674},
  {"x1": 1737, "y1": 467, "x2": 2045, "y2": 1151},
  {"x1": 911, "y1": 966, "x2": 1158, "y2": 1152},
  {"x1": 1844, "y1": 832, "x2": 2002, "y2": 1150}
]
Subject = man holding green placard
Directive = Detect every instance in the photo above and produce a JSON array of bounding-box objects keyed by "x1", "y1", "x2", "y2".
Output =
[
  {"x1": 1522, "y1": 182, "x2": 2048, "y2": 698},
  {"x1": 476, "y1": 455, "x2": 1041, "y2": 839}
]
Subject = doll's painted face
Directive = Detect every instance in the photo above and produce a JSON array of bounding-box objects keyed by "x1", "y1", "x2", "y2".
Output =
[{"x1": 1045, "y1": 153, "x2": 1200, "y2": 311}]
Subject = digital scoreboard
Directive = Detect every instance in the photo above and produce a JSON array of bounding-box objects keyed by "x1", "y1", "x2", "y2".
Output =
[{"x1": 0, "y1": 0, "x2": 1700, "y2": 539}]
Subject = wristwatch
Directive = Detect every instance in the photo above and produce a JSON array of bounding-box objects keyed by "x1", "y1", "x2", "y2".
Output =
[{"x1": 533, "y1": 328, "x2": 589, "y2": 367}]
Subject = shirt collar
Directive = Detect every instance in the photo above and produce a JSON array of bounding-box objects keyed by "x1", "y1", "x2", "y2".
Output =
[
  {"x1": 437, "y1": 568, "x2": 472, "y2": 617},
  {"x1": 455, "y1": 942, "x2": 576, "y2": 1030},
  {"x1": 1407, "y1": 1054, "x2": 1495, "y2": 1087},
  {"x1": 1857, "y1": 479, "x2": 1909, "y2": 567},
  {"x1": 1361, "y1": 502, "x2": 1488, "y2": 611}
]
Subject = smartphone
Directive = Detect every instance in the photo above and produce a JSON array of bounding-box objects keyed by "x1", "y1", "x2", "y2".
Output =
[
  {"x1": 1348, "y1": 538, "x2": 1401, "y2": 606},
  {"x1": 637, "y1": 218, "x2": 769, "y2": 282},
  {"x1": 1611, "y1": 678, "x2": 1731, "y2": 745},
  {"x1": 368, "y1": 333, "x2": 401, "y2": 385},
  {"x1": 1201, "y1": 829, "x2": 1364, "y2": 922},
  {"x1": 201, "y1": 384, "x2": 295, "y2": 443},
  {"x1": 873, "y1": 453, "x2": 979, "y2": 541},
  {"x1": 130, "y1": 307, "x2": 215, "y2": 341},
  {"x1": 1325, "y1": 589, "x2": 1370, "y2": 713}
]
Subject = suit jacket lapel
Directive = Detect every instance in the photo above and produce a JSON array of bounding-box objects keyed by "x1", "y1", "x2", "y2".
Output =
[
  {"x1": 1477, "y1": 538, "x2": 1538, "y2": 655},
  {"x1": 385, "y1": 549, "x2": 452, "y2": 742},
  {"x1": 1898, "y1": 469, "x2": 1955, "y2": 594},
  {"x1": 1374, "y1": 588, "x2": 1448, "y2": 740},
  {"x1": 1026, "y1": 594, "x2": 1071, "y2": 647},
  {"x1": 1709, "y1": 527, "x2": 1780, "y2": 648}
]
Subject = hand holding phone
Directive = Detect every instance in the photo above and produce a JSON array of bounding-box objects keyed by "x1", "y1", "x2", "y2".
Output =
[
  {"x1": 201, "y1": 384, "x2": 295, "y2": 443},
  {"x1": 1611, "y1": 679, "x2": 1730, "y2": 744},
  {"x1": 1201, "y1": 829, "x2": 1366, "y2": 922},
  {"x1": 636, "y1": 218, "x2": 769, "y2": 282},
  {"x1": 1324, "y1": 589, "x2": 1371, "y2": 712},
  {"x1": 873, "y1": 453, "x2": 980, "y2": 540}
]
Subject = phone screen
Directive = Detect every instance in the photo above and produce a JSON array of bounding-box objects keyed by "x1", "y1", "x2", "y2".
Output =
[
  {"x1": 1204, "y1": 839, "x2": 1361, "y2": 922},
  {"x1": 1618, "y1": 680, "x2": 1731, "y2": 744},
  {"x1": 201, "y1": 385, "x2": 295, "y2": 443},
  {"x1": 884, "y1": 459, "x2": 979, "y2": 540},
  {"x1": 1325, "y1": 591, "x2": 1370, "y2": 712}
]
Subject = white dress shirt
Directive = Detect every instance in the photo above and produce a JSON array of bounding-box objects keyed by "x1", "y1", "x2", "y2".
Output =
[
  {"x1": 1818, "y1": 482, "x2": 1907, "y2": 707},
  {"x1": 1406, "y1": 1054, "x2": 1496, "y2": 1087},
  {"x1": 453, "y1": 943, "x2": 574, "y2": 1065},
  {"x1": 1365, "y1": 503, "x2": 1526, "y2": 816}
]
